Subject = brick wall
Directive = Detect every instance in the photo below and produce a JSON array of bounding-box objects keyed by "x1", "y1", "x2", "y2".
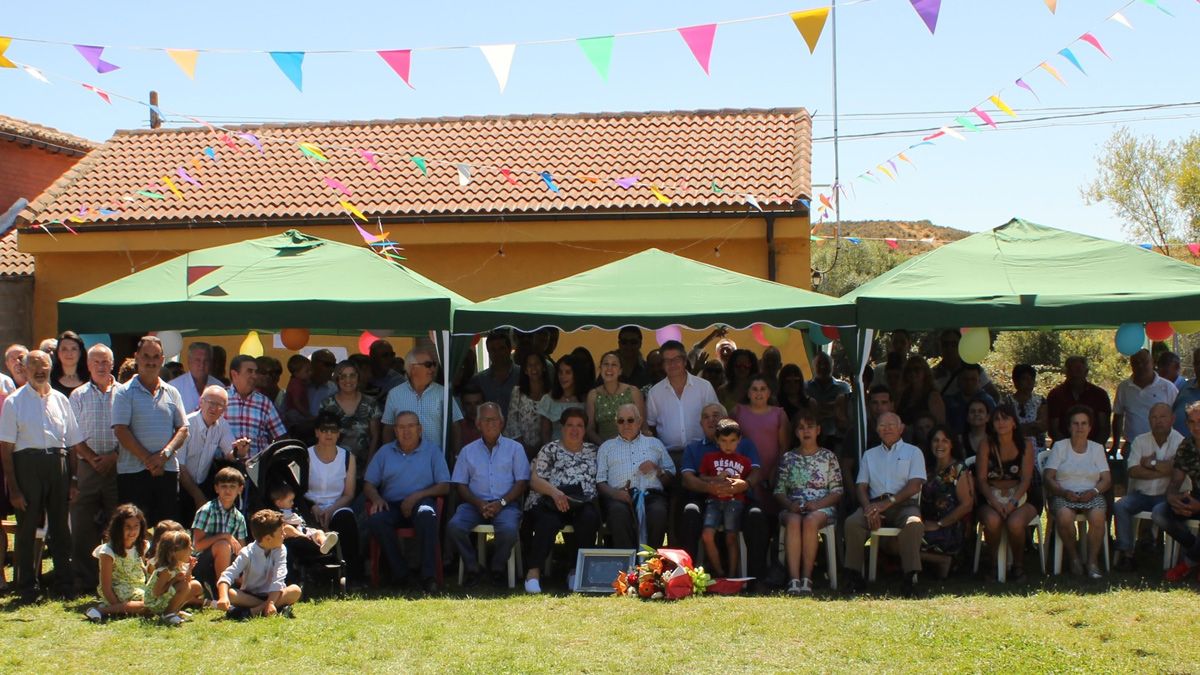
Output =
[{"x1": 0, "y1": 140, "x2": 82, "y2": 210}]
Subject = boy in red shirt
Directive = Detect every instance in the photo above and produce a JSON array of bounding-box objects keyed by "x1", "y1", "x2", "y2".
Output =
[{"x1": 699, "y1": 419, "x2": 753, "y2": 577}]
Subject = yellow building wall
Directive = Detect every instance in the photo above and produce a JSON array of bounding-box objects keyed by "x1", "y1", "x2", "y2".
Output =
[{"x1": 21, "y1": 215, "x2": 814, "y2": 371}]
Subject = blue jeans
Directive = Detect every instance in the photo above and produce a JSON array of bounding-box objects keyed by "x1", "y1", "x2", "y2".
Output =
[
  {"x1": 1152, "y1": 499, "x2": 1200, "y2": 564},
  {"x1": 367, "y1": 497, "x2": 439, "y2": 582},
  {"x1": 447, "y1": 503, "x2": 521, "y2": 574},
  {"x1": 1113, "y1": 491, "x2": 1166, "y2": 552}
]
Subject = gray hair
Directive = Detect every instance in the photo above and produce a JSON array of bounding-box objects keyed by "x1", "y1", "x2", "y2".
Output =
[
  {"x1": 23, "y1": 350, "x2": 50, "y2": 368},
  {"x1": 617, "y1": 402, "x2": 641, "y2": 421},
  {"x1": 405, "y1": 348, "x2": 438, "y2": 369},
  {"x1": 87, "y1": 344, "x2": 113, "y2": 359},
  {"x1": 701, "y1": 402, "x2": 728, "y2": 417},
  {"x1": 187, "y1": 342, "x2": 213, "y2": 358},
  {"x1": 1186, "y1": 401, "x2": 1200, "y2": 417}
]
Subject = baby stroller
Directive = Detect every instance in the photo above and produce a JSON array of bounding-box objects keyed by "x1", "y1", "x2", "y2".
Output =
[{"x1": 247, "y1": 439, "x2": 348, "y2": 595}]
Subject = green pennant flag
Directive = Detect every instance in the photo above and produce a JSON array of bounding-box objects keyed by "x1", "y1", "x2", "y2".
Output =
[
  {"x1": 710, "y1": 181, "x2": 723, "y2": 194},
  {"x1": 953, "y1": 116, "x2": 982, "y2": 133},
  {"x1": 411, "y1": 155, "x2": 428, "y2": 176},
  {"x1": 577, "y1": 36, "x2": 615, "y2": 81}
]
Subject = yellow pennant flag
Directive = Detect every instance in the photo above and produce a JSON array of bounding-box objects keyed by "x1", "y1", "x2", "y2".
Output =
[
  {"x1": 989, "y1": 94, "x2": 1017, "y2": 118},
  {"x1": 161, "y1": 176, "x2": 184, "y2": 199},
  {"x1": 165, "y1": 49, "x2": 198, "y2": 79},
  {"x1": 877, "y1": 164, "x2": 895, "y2": 180},
  {"x1": 0, "y1": 36, "x2": 16, "y2": 68},
  {"x1": 1044, "y1": 0, "x2": 1057, "y2": 13},
  {"x1": 1039, "y1": 62, "x2": 1066, "y2": 85},
  {"x1": 649, "y1": 184, "x2": 672, "y2": 205},
  {"x1": 340, "y1": 200, "x2": 368, "y2": 222},
  {"x1": 790, "y1": 8, "x2": 830, "y2": 54}
]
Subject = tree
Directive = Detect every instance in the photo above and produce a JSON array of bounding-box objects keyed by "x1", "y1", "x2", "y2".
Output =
[
  {"x1": 1083, "y1": 127, "x2": 1200, "y2": 254},
  {"x1": 810, "y1": 240, "x2": 907, "y2": 298}
]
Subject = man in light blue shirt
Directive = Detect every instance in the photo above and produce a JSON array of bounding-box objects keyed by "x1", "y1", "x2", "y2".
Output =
[
  {"x1": 382, "y1": 347, "x2": 463, "y2": 449},
  {"x1": 447, "y1": 402, "x2": 529, "y2": 587},
  {"x1": 842, "y1": 412, "x2": 926, "y2": 597},
  {"x1": 364, "y1": 411, "x2": 450, "y2": 591},
  {"x1": 1171, "y1": 349, "x2": 1200, "y2": 437},
  {"x1": 598, "y1": 403, "x2": 675, "y2": 549}
]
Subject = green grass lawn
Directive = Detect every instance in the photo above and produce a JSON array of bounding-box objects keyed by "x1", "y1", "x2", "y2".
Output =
[{"x1": 2, "y1": 575, "x2": 1198, "y2": 673}]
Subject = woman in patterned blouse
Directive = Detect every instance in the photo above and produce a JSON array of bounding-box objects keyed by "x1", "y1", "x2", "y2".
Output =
[
  {"x1": 775, "y1": 409, "x2": 843, "y2": 595},
  {"x1": 522, "y1": 408, "x2": 600, "y2": 594}
]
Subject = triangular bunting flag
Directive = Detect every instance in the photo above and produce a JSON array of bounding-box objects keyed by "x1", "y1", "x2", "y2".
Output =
[
  {"x1": 298, "y1": 143, "x2": 327, "y2": 161},
  {"x1": 1039, "y1": 61, "x2": 1067, "y2": 85},
  {"x1": 898, "y1": 153, "x2": 915, "y2": 167},
  {"x1": 204, "y1": 147, "x2": 217, "y2": 162},
  {"x1": 411, "y1": 156, "x2": 428, "y2": 176},
  {"x1": 941, "y1": 126, "x2": 966, "y2": 141},
  {"x1": 953, "y1": 116, "x2": 982, "y2": 132},
  {"x1": 479, "y1": 44, "x2": 516, "y2": 93},
  {"x1": 1015, "y1": 78, "x2": 1040, "y2": 101},
  {"x1": 198, "y1": 286, "x2": 228, "y2": 297},
  {"x1": 358, "y1": 149, "x2": 380, "y2": 170},
  {"x1": 711, "y1": 181, "x2": 723, "y2": 194},
  {"x1": 887, "y1": 159, "x2": 899, "y2": 174},
  {"x1": 970, "y1": 106, "x2": 997, "y2": 128},
  {"x1": 457, "y1": 163, "x2": 472, "y2": 186},
  {"x1": 177, "y1": 167, "x2": 201, "y2": 187},
  {"x1": 819, "y1": 194, "x2": 833, "y2": 209},
  {"x1": 745, "y1": 194, "x2": 763, "y2": 211},
  {"x1": 500, "y1": 167, "x2": 518, "y2": 185},
  {"x1": 615, "y1": 176, "x2": 639, "y2": 189},
  {"x1": 0, "y1": 37, "x2": 16, "y2": 68},
  {"x1": 1110, "y1": 12, "x2": 1133, "y2": 29},
  {"x1": 269, "y1": 51, "x2": 305, "y2": 91},
  {"x1": 220, "y1": 133, "x2": 241, "y2": 153},
  {"x1": 73, "y1": 44, "x2": 120, "y2": 73},
  {"x1": 166, "y1": 49, "x2": 198, "y2": 79},
  {"x1": 323, "y1": 177, "x2": 351, "y2": 196},
  {"x1": 885, "y1": 238, "x2": 899, "y2": 250},
  {"x1": 161, "y1": 176, "x2": 184, "y2": 199},
  {"x1": 1044, "y1": 0, "x2": 1057, "y2": 12},
  {"x1": 677, "y1": 24, "x2": 717, "y2": 74},
  {"x1": 137, "y1": 190, "x2": 164, "y2": 200},
  {"x1": 186, "y1": 265, "x2": 221, "y2": 285},
  {"x1": 238, "y1": 133, "x2": 264, "y2": 153},
  {"x1": 1141, "y1": 0, "x2": 1173, "y2": 17},
  {"x1": 1188, "y1": 243, "x2": 1200, "y2": 257},
  {"x1": 355, "y1": 223, "x2": 388, "y2": 244},
  {"x1": 989, "y1": 95, "x2": 1017, "y2": 118},
  {"x1": 649, "y1": 184, "x2": 672, "y2": 205},
  {"x1": 577, "y1": 36, "x2": 614, "y2": 81},
  {"x1": 790, "y1": 8, "x2": 830, "y2": 54},
  {"x1": 847, "y1": 237, "x2": 861, "y2": 245},
  {"x1": 23, "y1": 65, "x2": 49, "y2": 83},
  {"x1": 877, "y1": 164, "x2": 895, "y2": 180},
  {"x1": 340, "y1": 200, "x2": 368, "y2": 222},
  {"x1": 378, "y1": 49, "x2": 414, "y2": 88},
  {"x1": 1078, "y1": 33, "x2": 1110, "y2": 60},
  {"x1": 81, "y1": 83, "x2": 111, "y2": 104},
  {"x1": 1059, "y1": 48, "x2": 1086, "y2": 75},
  {"x1": 539, "y1": 171, "x2": 560, "y2": 193},
  {"x1": 908, "y1": 0, "x2": 942, "y2": 34}
]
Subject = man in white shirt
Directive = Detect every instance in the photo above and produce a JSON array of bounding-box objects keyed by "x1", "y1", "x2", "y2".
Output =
[
  {"x1": 0, "y1": 350, "x2": 84, "y2": 597},
  {"x1": 168, "y1": 342, "x2": 223, "y2": 413},
  {"x1": 843, "y1": 412, "x2": 927, "y2": 597},
  {"x1": 598, "y1": 403, "x2": 676, "y2": 549},
  {"x1": 178, "y1": 385, "x2": 250, "y2": 525},
  {"x1": 1114, "y1": 402, "x2": 1183, "y2": 571},
  {"x1": 1113, "y1": 349, "x2": 1178, "y2": 458},
  {"x1": 645, "y1": 340, "x2": 718, "y2": 452}
]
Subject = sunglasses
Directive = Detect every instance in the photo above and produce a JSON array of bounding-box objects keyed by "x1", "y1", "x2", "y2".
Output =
[
  {"x1": 616, "y1": 417, "x2": 638, "y2": 424},
  {"x1": 413, "y1": 361, "x2": 437, "y2": 369}
]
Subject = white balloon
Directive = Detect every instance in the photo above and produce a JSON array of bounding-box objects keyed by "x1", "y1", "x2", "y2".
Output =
[{"x1": 157, "y1": 330, "x2": 183, "y2": 359}]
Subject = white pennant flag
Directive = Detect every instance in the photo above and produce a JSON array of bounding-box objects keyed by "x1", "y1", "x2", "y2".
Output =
[
  {"x1": 457, "y1": 163, "x2": 472, "y2": 186},
  {"x1": 1109, "y1": 11, "x2": 1133, "y2": 29},
  {"x1": 479, "y1": 44, "x2": 516, "y2": 93},
  {"x1": 745, "y1": 194, "x2": 763, "y2": 212},
  {"x1": 23, "y1": 65, "x2": 50, "y2": 83}
]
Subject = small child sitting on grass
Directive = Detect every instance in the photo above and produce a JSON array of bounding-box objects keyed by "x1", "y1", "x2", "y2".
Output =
[
  {"x1": 698, "y1": 419, "x2": 754, "y2": 578},
  {"x1": 217, "y1": 509, "x2": 303, "y2": 620},
  {"x1": 85, "y1": 504, "x2": 149, "y2": 622},
  {"x1": 145, "y1": 530, "x2": 203, "y2": 626}
]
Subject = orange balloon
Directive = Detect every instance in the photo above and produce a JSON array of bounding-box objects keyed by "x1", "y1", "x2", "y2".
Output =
[{"x1": 280, "y1": 328, "x2": 310, "y2": 351}]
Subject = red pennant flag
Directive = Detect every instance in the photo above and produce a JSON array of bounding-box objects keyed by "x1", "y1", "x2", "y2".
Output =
[
  {"x1": 187, "y1": 265, "x2": 222, "y2": 285},
  {"x1": 378, "y1": 49, "x2": 414, "y2": 88},
  {"x1": 499, "y1": 167, "x2": 518, "y2": 185},
  {"x1": 885, "y1": 238, "x2": 899, "y2": 250}
]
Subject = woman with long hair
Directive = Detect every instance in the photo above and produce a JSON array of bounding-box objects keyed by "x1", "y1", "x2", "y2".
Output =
[
  {"x1": 975, "y1": 404, "x2": 1039, "y2": 582},
  {"x1": 50, "y1": 331, "x2": 90, "y2": 396},
  {"x1": 505, "y1": 351, "x2": 551, "y2": 457},
  {"x1": 920, "y1": 425, "x2": 973, "y2": 578}
]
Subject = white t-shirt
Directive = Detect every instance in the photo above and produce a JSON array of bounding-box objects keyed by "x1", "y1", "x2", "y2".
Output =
[
  {"x1": 1126, "y1": 429, "x2": 1184, "y2": 496},
  {"x1": 1046, "y1": 438, "x2": 1109, "y2": 493},
  {"x1": 1114, "y1": 376, "x2": 1178, "y2": 442}
]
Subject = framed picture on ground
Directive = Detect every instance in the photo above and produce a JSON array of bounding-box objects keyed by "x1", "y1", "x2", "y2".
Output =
[{"x1": 573, "y1": 548, "x2": 637, "y2": 594}]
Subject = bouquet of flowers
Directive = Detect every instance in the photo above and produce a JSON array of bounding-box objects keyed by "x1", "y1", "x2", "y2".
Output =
[{"x1": 613, "y1": 545, "x2": 713, "y2": 600}]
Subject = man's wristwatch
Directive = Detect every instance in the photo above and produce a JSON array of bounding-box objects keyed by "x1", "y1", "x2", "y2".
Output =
[
  {"x1": 1150, "y1": 459, "x2": 1159, "y2": 468},
  {"x1": 499, "y1": 498, "x2": 508, "y2": 507},
  {"x1": 887, "y1": 495, "x2": 897, "y2": 505}
]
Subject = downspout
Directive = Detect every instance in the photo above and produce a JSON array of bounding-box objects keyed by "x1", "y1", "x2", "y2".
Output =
[{"x1": 765, "y1": 215, "x2": 777, "y2": 281}]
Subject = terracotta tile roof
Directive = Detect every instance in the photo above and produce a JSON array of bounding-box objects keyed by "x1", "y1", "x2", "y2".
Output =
[
  {"x1": 0, "y1": 115, "x2": 98, "y2": 155},
  {"x1": 19, "y1": 108, "x2": 810, "y2": 230},
  {"x1": 0, "y1": 230, "x2": 33, "y2": 277}
]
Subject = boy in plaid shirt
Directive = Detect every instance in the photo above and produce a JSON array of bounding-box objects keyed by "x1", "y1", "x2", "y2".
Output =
[{"x1": 190, "y1": 467, "x2": 248, "y2": 589}]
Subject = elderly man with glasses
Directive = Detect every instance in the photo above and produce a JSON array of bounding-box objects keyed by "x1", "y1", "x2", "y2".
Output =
[
  {"x1": 177, "y1": 385, "x2": 251, "y2": 525},
  {"x1": 381, "y1": 348, "x2": 463, "y2": 450},
  {"x1": 842, "y1": 412, "x2": 927, "y2": 597},
  {"x1": 597, "y1": 403, "x2": 676, "y2": 549}
]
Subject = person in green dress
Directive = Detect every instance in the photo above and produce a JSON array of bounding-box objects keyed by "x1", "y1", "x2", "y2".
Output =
[{"x1": 586, "y1": 351, "x2": 645, "y2": 445}]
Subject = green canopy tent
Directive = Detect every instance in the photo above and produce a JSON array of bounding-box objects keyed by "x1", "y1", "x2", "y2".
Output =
[
  {"x1": 59, "y1": 229, "x2": 470, "y2": 450},
  {"x1": 839, "y1": 217, "x2": 1200, "y2": 451}
]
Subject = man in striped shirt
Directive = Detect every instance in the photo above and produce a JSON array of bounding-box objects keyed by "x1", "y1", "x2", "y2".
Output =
[{"x1": 69, "y1": 343, "x2": 120, "y2": 593}]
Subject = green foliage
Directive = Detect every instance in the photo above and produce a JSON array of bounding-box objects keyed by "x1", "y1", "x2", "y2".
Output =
[
  {"x1": 812, "y1": 240, "x2": 908, "y2": 298},
  {"x1": 983, "y1": 329, "x2": 1129, "y2": 396}
]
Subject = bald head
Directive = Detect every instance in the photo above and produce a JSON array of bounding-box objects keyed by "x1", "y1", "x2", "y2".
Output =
[
  {"x1": 876, "y1": 411, "x2": 904, "y2": 446},
  {"x1": 1149, "y1": 402, "x2": 1174, "y2": 437}
]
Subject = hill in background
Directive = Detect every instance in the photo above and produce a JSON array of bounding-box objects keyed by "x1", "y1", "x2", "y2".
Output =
[{"x1": 810, "y1": 219, "x2": 973, "y2": 247}]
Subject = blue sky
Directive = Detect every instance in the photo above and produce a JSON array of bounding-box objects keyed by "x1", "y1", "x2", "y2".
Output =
[{"x1": 2, "y1": 0, "x2": 1196, "y2": 241}]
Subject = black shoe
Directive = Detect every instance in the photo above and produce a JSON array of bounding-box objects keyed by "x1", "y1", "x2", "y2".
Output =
[
  {"x1": 422, "y1": 577, "x2": 440, "y2": 595},
  {"x1": 901, "y1": 572, "x2": 922, "y2": 599},
  {"x1": 1114, "y1": 555, "x2": 1136, "y2": 573},
  {"x1": 1010, "y1": 566, "x2": 1028, "y2": 584},
  {"x1": 279, "y1": 605, "x2": 295, "y2": 619},
  {"x1": 842, "y1": 570, "x2": 866, "y2": 594},
  {"x1": 489, "y1": 571, "x2": 507, "y2": 587},
  {"x1": 225, "y1": 606, "x2": 252, "y2": 621},
  {"x1": 462, "y1": 570, "x2": 481, "y2": 588}
]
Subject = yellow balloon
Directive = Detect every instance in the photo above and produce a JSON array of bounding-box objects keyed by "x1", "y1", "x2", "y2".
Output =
[
  {"x1": 761, "y1": 325, "x2": 791, "y2": 347},
  {"x1": 239, "y1": 330, "x2": 264, "y2": 358},
  {"x1": 1170, "y1": 320, "x2": 1200, "y2": 334},
  {"x1": 958, "y1": 328, "x2": 990, "y2": 364}
]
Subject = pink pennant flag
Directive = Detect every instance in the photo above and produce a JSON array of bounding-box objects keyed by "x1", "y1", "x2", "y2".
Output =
[
  {"x1": 922, "y1": 130, "x2": 945, "y2": 141},
  {"x1": 1079, "y1": 33, "x2": 1111, "y2": 59},
  {"x1": 970, "y1": 106, "x2": 997, "y2": 128},
  {"x1": 677, "y1": 24, "x2": 717, "y2": 75},
  {"x1": 358, "y1": 149, "x2": 380, "y2": 170},
  {"x1": 73, "y1": 44, "x2": 120, "y2": 73},
  {"x1": 499, "y1": 167, "x2": 518, "y2": 185},
  {"x1": 323, "y1": 177, "x2": 352, "y2": 196},
  {"x1": 1189, "y1": 243, "x2": 1200, "y2": 257},
  {"x1": 237, "y1": 133, "x2": 264, "y2": 153},
  {"x1": 177, "y1": 167, "x2": 201, "y2": 187},
  {"x1": 908, "y1": 0, "x2": 942, "y2": 34},
  {"x1": 1015, "y1": 77, "x2": 1040, "y2": 101},
  {"x1": 885, "y1": 238, "x2": 899, "y2": 250},
  {"x1": 80, "y1": 83, "x2": 111, "y2": 104},
  {"x1": 220, "y1": 133, "x2": 241, "y2": 153},
  {"x1": 378, "y1": 49, "x2": 414, "y2": 88},
  {"x1": 355, "y1": 222, "x2": 388, "y2": 244}
]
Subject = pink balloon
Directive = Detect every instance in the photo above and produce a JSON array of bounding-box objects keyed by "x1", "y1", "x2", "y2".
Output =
[
  {"x1": 750, "y1": 324, "x2": 770, "y2": 348},
  {"x1": 654, "y1": 325, "x2": 682, "y2": 347}
]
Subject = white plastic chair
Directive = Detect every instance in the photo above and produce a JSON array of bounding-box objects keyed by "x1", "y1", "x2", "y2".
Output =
[
  {"x1": 457, "y1": 524, "x2": 521, "y2": 588},
  {"x1": 1052, "y1": 514, "x2": 1111, "y2": 574},
  {"x1": 696, "y1": 527, "x2": 748, "y2": 578},
  {"x1": 1163, "y1": 519, "x2": 1200, "y2": 569},
  {"x1": 973, "y1": 518, "x2": 1046, "y2": 581},
  {"x1": 778, "y1": 521, "x2": 838, "y2": 590}
]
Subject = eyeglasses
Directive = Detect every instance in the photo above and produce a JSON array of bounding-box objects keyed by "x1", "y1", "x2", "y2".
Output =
[
  {"x1": 317, "y1": 426, "x2": 340, "y2": 433},
  {"x1": 412, "y1": 361, "x2": 437, "y2": 369},
  {"x1": 616, "y1": 417, "x2": 638, "y2": 424},
  {"x1": 201, "y1": 400, "x2": 227, "y2": 409}
]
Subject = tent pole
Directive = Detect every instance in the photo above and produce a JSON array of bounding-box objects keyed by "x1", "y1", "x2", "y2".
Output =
[{"x1": 440, "y1": 329, "x2": 451, "y2": 456}]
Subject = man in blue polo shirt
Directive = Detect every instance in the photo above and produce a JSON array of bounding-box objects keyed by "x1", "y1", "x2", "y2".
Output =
[{"x1": 364, "y1": 411, "x2": 450, "y2": 593}]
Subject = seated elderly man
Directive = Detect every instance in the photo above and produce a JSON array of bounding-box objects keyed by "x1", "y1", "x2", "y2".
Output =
[
  {"x1": 1114, "y1": 402, "x2": 1183, "y2": 571},
  {"x1": 447, "y1": 403, "x2": 529, "y2": 587},
  {"x1": 364, "y1": 412, "x2": 450, "y2": 593},
  {"x1": 843, "y1": 412, "x2": 926, "y2": 597},
  {"x1": 1157, "y1": 401, "x2": 1200, "y2": 582},
  {"x1": 679, "y1": 402, "x2": 766, "y2": 574},
  {"x1": 597, "y1": 403, "x2": 676, "y2": 549}
]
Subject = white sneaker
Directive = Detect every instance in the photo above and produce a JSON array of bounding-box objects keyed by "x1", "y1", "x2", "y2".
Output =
[
  {"x1": 177, "y1": 610, "x2": 192, "y2": 621},
  {"x1": 798, "y1": 578, "x2": 813, "y2": 594},
  {"x1": 566, "y1": 570, "x2": 576, "y2": 590},
  {"x1": 162, "y1": 613, "x2": 185, "y2": 627},
  {"x1": 524, "y1": 578, "x2": 542, "y2": 594},
  {"x1": 85, "y1": 606, "x2": 103, "y2": 622},
  {"x1": 786, "y1": 578, "x2": 804, "y2": 596},
  {"x1": 320, "y1": 531, "x2": 339, "y2": 555}
]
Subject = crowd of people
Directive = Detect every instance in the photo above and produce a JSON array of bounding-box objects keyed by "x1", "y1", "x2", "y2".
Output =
[{"x1": 1, "y1": 325, "x2": 1199, "y2": 624}]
